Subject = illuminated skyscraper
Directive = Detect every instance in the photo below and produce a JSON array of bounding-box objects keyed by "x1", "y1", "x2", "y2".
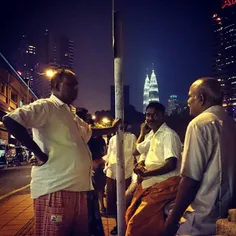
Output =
[
  {"x1": 167, "y1": 95, "x2": 179, "y2": 115},
  {"x1": 143, "y1": 68, "x2": 160, "y2": 113},
  {"x1": 149, "y1": 69, "x2": 160, "y2": 103},
  {"x1": 32, "y1": 30, "x2": 75, "y2": 98},
  {"x1": 17, "y1": 34, "x2": 37, "y2": 87},
  {"x1": 143, "y1": 73, "x2": 150, "y2": 113},
  {"x1": 212, "y1": 0, "x2": 236, "y2": 119}
]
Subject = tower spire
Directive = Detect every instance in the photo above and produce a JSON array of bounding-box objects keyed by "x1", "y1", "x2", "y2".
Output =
[
  {"x1": 143, "y1": 71, "x2": 150, "y2": 113},
  {"x1": 149, "y1": 66, "x2": 160, "y2": 103}
]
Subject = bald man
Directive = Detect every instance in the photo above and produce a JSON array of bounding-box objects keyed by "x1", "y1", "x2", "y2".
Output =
[{"x1": 164, "y1": 78, "x2": 236, "y2": 236}]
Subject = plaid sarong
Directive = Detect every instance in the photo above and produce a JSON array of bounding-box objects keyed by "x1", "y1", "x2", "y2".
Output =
[{"x1": 34, "y1": 190, "x2": 88, "y2": 236}]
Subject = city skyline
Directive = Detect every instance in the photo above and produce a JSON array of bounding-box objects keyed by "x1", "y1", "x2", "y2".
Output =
[{"x1": 0, "y1": 0, "x2": 220, "y2": 113}]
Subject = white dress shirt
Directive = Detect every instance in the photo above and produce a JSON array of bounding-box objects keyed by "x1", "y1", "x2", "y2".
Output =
[
  {"x1": 136, "y1": 130, "x2": 154, "y2": 162},
  {"x1": 131, "y1": 130, "x2": 154, "y2": 184},
  {"x1": 142, "y1": 123, "x2": 182, "y2": 189},
  {"x1": 106, "y1": 132, "x2": 137, "y2": 180},
  {"x1": 6, "y1": 94, "x2": 93, "y2": 198},
  {"x1": 178, "y1": 105, "x2": 236, "y2": 236}
]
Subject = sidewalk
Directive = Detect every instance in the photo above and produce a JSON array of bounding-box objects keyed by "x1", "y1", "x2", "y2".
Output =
[{"x1": 0, "y1": 194, "x2": 116, "y2": 236}]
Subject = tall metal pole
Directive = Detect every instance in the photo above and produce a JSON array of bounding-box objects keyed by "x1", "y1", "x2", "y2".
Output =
[{"x1": 113, "y1": 4, "x2": 125, "y2": 235}]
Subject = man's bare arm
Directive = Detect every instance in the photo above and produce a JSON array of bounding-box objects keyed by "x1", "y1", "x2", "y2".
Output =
[
  {"x1": 3, "y1": 116, "x2": 48, "y2": 163},
  {"x1": 133, "y1": 122, "x2": 151, "y2": 156},
  {"x1": 136, "y1": 157, "x2": 177, "y2": 177},
  {"x1": 164, "y1": 176, "x2": 200, "y2": 235}
]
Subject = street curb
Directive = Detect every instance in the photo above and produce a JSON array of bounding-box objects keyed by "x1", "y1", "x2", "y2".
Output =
[{"x1": 0, "y1": 184, "x2": 30, "y2": 201}]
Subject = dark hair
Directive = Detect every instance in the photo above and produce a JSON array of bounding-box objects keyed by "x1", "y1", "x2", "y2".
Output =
[
  {"x1": 146, "y1": 102, "x2": 165, "y2": 115},
  {"x1": 50, "y1": 69, "x2": 76, "y2": 90}
]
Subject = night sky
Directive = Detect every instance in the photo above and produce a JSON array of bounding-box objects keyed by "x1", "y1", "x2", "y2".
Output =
[{"x1": 0, "y1": 0, "x2": 219, "y2": 113}]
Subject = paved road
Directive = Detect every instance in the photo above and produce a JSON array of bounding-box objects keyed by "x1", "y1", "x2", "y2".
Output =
[{"x1": 0, "y1": 165, "x2": 31, "y2": 197}]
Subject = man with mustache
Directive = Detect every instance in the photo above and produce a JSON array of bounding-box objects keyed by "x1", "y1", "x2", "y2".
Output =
[
  {"x1": 164, "y1": 78, "x2": 236, "y2": 236},
  {"x1": 125, "y1": 101, "x2": 182, "y2": 236},
  {"x1": 3, "y1": 69, "x2": 120, "y2": 236}
]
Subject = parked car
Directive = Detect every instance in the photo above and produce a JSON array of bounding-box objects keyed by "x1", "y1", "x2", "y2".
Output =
[
  {"x1": 0, "y1": 144, "x2": 6, "y2": 165},
  {"x1": 15, "y1": 146, "x2": 28, "y2": 162},
  {"x1": 5, "y1": 144, "x2": 18, "y2": 166}
]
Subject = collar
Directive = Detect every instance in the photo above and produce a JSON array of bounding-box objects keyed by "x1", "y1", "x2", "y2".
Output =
[
  {"x1": 153, "y1": 122, "x2": 167, "y2": 135},
  {"x1": 50, "y1": 94, "x2": 65, "y2": 107},
  {"x1": 202, "y1": 105, "x2": 224, "y2": 114}
]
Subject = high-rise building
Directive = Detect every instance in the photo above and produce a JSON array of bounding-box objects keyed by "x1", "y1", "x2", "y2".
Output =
[
  {"x1": 142, "y1": 68, "x2": 160, "y2": 113},
  {"x1": 167, "y1": 95, "x2": 179, "y2": 116},
  {"x1": 32, "y1": 30, "x2": 75, "y2": 98},
  {"x1": 143, "y1": 73, "x2": 150, "y2": 113},
  {"x1": 149, "y1": 69, "x2": 160, "y2": 103},
  {"x1": 212, "y1": 0, "x2": 236, "y2": 119},
  {"x1": 110, "y1": 85, "x2": 130, "y2": 117},
  {"x1": 48, "y1": 35, "x2": 74, "y2": 69},
  {"x1": 17, "y1": 34, "x2": 37, "y2": 87}
]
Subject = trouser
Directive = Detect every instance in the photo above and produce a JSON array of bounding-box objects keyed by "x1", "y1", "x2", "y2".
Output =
[{"x1": 106, "y1": 177, "x2": 132, "y2": 215}]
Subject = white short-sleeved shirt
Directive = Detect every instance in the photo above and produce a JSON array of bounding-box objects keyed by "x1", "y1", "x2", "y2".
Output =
[
  {"x1": 178, "y1": 105, "x2": 236, "y2": 236},
  {"x1": 136, "y1": 130, "x2": 154, "y2": 162},
  {"x1": 106, "y1": 132, "x2": 137, "y2": 179},
  {"x1": 6, "y1": 95, "x2": 93, "y2": 198},
  {"x1": 131, "y1": 131, "x2": 154, "y2": 184},
  {"x1": 142, "y1": 123, "x2": 182, "y2": 189}
]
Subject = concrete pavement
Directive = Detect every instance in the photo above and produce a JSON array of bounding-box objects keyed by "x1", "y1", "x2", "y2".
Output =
[{"x1": 0, "y1": 193, "x2": 116, "y2": 236}]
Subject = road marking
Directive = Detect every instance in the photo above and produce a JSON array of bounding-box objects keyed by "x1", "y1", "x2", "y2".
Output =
[{"x1": 0, "y1": 184, "x2": 30, "y2": 201}]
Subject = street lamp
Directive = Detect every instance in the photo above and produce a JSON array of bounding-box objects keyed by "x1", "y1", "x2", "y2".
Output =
[
  {"x1": 92, "y1": 115, "x2": 96, "y2": 120},
  {"x1": 102, "y1": 117, "x2": 110, "y2": 124},
  {"x1": 45, "y1": 69, "x2": 56, "y2": 78}
]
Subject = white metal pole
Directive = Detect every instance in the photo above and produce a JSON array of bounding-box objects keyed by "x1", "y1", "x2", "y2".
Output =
[{"x1": 113, "y1": 7, "x2": 125, "y2": 236}]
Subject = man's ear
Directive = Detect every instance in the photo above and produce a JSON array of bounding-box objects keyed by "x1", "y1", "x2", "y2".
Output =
[
  {"x1": 55, "y1": 82, "x2": 61, "y2": 92},
  {"x1": 199, "y1": 94, "x2": 205, "y2": 106}
]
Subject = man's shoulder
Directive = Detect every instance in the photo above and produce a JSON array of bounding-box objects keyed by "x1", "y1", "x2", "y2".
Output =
[
  {"x1": 127, "y1": 132, "x2": 136, "y2": 139},
  {"x1": 31, "y1": 98, "x2": 54, "y2": 106},
  {"x1": 163, "y1": 124, "x2": 179, "y2": 137},
  {"x1": 109, "y1": 135, "x2": 116, "y2": 142},
  {"x1": 189, "y1": 112, "x2": 219, "y2": 128}
]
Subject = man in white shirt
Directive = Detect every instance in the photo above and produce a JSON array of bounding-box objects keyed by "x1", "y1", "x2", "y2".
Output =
[
  {"x1": 125, "y1": 102, "x2": 182, "y2": 236},
  {"x1": 164, "y1": 78, "x2": 236, "y2": 236},
  {"x1": 105, "y1": 124, "x2": 137, "y2": 214},
  {"x1": 3, "y1": 69, "x2": 120, "y2": 236}
]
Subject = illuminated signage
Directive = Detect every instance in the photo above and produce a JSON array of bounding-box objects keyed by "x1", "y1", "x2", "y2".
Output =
[{"x1": 222, "y1": 0, "x2": 236, "y2": 9}]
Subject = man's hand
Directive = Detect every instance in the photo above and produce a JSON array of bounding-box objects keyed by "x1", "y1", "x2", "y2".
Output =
[
  {"x1": 134, "y1": 160, "x2": 145, "y2": 169},
  {"x1": 134, "y1": 161, "x2": 149, "y2": 177},
  {"x1": 140, "y1": 122, "x2": 151, "y2": 136},
  {"x1": 29, "y1": 152, "x2": 48, "y2": 166}
]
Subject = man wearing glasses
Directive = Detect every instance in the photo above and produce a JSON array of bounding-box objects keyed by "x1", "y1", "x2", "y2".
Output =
[
  {"x1": 125, "y1": 101, "x2": 182, "y2": 236},
  {"x1": 3, "y1": 69, "x2": 120, "y2": 236}
]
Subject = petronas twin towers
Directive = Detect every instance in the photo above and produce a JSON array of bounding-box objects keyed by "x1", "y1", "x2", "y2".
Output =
[{"x1": 143, "y1": 69, "x2": 160, "y2": 113}]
